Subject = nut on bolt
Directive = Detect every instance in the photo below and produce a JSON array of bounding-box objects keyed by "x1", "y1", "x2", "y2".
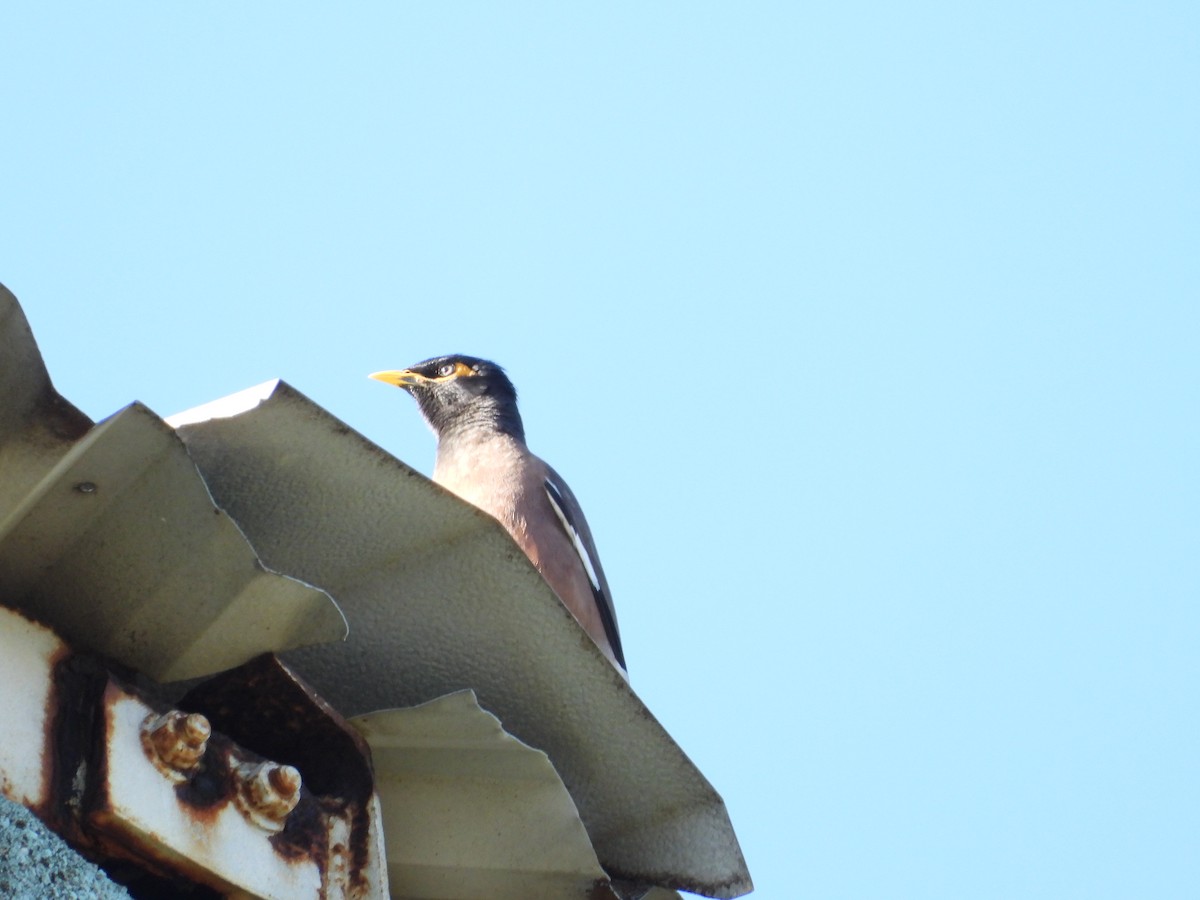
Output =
[
  {"x1": 141, "y1": 711, "x2": 211, "y2": 783},
  {"x1": 236, "y1": 761, "x2": 302, "y2": 832}
]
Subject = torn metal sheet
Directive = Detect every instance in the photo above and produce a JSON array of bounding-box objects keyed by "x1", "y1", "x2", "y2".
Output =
[
  {"x1": 0, "y1": 286, "x2": 348, "y2": 682},
  {"x1": 0, "y1": 402, "x2": 347, "y2": 681},
  {"x1": 352, "y1": 691, "x2": 609, "y2": 900},
  {"x1": 170, "y1": 381, "x2": 753, "y2": 899}
]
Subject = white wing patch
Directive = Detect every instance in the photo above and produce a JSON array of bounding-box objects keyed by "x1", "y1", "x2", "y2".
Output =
[{"x1": 544, "y1": 479, "x2": 601, "y2": 592}]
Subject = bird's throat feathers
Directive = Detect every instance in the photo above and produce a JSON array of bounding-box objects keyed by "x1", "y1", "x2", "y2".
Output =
[{"x1": 416, "y1": 386, "x2": 526, "y2": 446}]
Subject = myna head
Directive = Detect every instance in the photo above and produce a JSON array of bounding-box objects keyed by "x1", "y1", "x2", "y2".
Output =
[{"x1": 369, "y1": 354, "x2": 525, "y2": 441}]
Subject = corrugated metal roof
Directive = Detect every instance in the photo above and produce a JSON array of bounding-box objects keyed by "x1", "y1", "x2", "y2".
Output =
[{"x1": 0, "y1": 282, "x2": 752, "y2": 898}]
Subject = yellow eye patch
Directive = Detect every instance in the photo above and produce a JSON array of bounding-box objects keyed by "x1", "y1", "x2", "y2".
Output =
[{"x1": 430, "y1": 361, "x2": 475, "y2": 381}]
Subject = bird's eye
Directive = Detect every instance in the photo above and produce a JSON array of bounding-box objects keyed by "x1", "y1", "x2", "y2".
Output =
[{"x1": 437, "y1": 363, "x2": 456, "y2": 377}]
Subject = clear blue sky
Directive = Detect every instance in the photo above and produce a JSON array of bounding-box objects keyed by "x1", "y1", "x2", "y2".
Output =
[{"x1": 3, "y1": 4, "x2": 1196, "y2": 898}]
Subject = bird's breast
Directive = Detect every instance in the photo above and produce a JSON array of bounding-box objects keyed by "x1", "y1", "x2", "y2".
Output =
[{"x1": 433, "y1": 437, "x2": 532, "y2": 531}]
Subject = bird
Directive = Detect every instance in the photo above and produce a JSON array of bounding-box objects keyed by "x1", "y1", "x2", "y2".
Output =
[{"x1": 369, "y1": 355, "x2": 627, "y2": 676}]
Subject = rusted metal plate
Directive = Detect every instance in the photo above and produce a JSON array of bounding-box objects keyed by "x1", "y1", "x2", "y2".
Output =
[
  {"x1": 90, "y1": 679, "x2": 325, "y2": 899},
  {"x1": 0, "y1": 611, "x2": 388, "y2": 899},
  {"x1": 181, "y1": 654, "x2": 389, "y2": 899},
  {"x1": 0, "y1": 604, "x2": 65, "y2": 812}
]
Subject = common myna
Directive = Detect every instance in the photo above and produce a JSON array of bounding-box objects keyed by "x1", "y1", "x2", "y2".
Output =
[{"x1": 369, "y1": 355, "x2": 627, "y2": 675}]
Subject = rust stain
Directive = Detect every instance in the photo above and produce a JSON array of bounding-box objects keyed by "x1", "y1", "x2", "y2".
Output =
[
  {"x1": 269, "y1": 793, "x2": 326, "y2": 863},
  {"x1": 173, "y1": 738, "x2": 236, "y2": 821},
  {"x1": 181, "y1": 652, "x2": 374, "y2": 803},
  {"x1": 36, "y1": 642, "x2": 72, "y2": 822},
  {"x1": 346, "y1": 799, "x2": 373, "y2": 894},
  {"x1": 41, "y1": 651, "x2": 108, "y2": 835}
]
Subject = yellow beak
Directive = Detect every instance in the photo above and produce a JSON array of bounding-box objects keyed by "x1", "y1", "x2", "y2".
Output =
[{"x1": 368, "y1": 369, "x2": 424, "y2": 388}]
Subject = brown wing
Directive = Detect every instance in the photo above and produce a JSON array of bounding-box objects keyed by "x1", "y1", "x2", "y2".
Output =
[{"x1": 542, "y1": 466, "x2": 626, "y2": 670}]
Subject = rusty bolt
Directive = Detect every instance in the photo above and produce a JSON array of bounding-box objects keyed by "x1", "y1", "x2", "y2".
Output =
[
  {"x1": 141, "y1": 711, "x2": 211, "y2": 783},
  {"x1": 236, "y1": 761, "x2": 302, "y2": 832}
]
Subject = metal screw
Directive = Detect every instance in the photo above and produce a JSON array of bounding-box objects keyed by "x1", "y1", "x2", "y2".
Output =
[
  {"x1": 236, "y1": 761, "x2": 302, "y2": 832},
  {"x1": 75, "y1": 482, "x2": 97, "y2": 494},
  {"x1": 141, "y1": 711, "x2": 211, "y2": 783}
]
